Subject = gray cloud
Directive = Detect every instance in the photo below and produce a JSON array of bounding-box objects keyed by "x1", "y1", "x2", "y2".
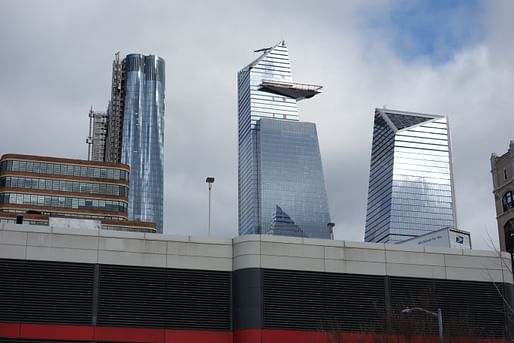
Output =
[{"x1": 0, "y1": 0, "x2": 512, "y2": 250}]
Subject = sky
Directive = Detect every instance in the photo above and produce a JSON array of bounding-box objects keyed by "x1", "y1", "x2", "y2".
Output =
[{"x1": 0, "y1": 0, "x2": 513, "y2": 250}]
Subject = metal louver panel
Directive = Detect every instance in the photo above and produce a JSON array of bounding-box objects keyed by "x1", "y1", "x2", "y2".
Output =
[
  {"x1": 0, "y1": 259, "x2": 24, "y2": 322},
  {"x1": 22, "y1": 260, "x2": 94, "y2": 324},
  {"x1": 262, "y1": 269, "x2": 385, "y2": 331},
  {"x1": 324, "y1": 272, "x2": 385, "y2": 332},
  {"x1": 98, "y1": 264, "x2": 231, "y2": 330},
  {"x1": 389, "y1": 276, "x2": 507, "y2": 338},
  {"x1": 0, "y1": 259, "x2": 94, "y2": 325},
  {"x1": 165, "y1": 268, "x2": 231, "y2": 330},
  {"x1": 98, "y1": 264, "x2": 167, "y2": 327}
]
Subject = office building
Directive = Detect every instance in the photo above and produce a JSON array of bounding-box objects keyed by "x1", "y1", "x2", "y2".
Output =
[
  {"x1": 237, "y1": 41, "x2": 331, "y2": 239},
  {"x1": 491, "y1": 141, "x2": 514, "y2": 252},
  {"x1": 94, "y1": 53, "x2": 165, "y2": 233},
  {"x1": 0, "y1": 224, "x2": 511, "y2": 342},
  {"x1": 365, "y1": 108, "x2": 457, "y2": 243},
  {"x1": 0, "y1": 153, "x2": 155, "y2": 232}
]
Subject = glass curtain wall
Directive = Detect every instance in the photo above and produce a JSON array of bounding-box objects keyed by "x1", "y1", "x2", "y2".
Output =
[
  {"x1": 365, "y1": 109, "x2": 456, "y2": 243},
  {"x1": 121, "y1": 54, "x2": 165, "y2": 232},
  {"x1": 238, "y1": 41, "x2": 331, "y2": 238}
]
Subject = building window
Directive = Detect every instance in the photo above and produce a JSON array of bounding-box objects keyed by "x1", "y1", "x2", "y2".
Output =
[
  {"x1": 505, "y1": 169, "x2": 508, "y2": 180},
  {"x1": 505, "y1": 219, "x2": 514, "y2": 252},
  {"x1": 502, "y1": 191, "x2": 514, "y2": 212}
]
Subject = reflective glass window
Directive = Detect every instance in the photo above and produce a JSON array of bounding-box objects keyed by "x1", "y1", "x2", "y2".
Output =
[{"x1": 503, "y1": 191, "x2": 514, "y2": 212}]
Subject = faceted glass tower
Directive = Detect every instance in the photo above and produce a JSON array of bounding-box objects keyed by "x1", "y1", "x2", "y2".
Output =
[
  {"x1": 102, "y1": 53, "x2": 165, "y2": 233},
  {"x1": 364, "y1": 108, "x2": 457, "y2": 243},
  {"x1": 238, "y1": 41, "x2": 331, "y2": 239}
]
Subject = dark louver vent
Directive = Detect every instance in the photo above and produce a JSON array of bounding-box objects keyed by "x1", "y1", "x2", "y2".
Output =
[
  {"x1": 262, "y1": 269, "x2": 385, "y2": 331},
  {"x1": 98, "y1": 264, "x2": 231, "y2": 330},
  {"x1": 165, "y1": 268, "x2": 231, "y2": 330},
  {"x1": 22, "y1": 260, "x2": 94, "y2": 324},
  {"x1": 0, "y1": 259, "x2": 94, "y2": 325},
  {"x1": 389, "y1": 276, "x2": 507, "y2": 338},
  {"x1": 98, "y1": 264, "x2": 167, "y2": 327},
  {"x1": 0, "y1": 259, "x2": 25, "y2": 322}
]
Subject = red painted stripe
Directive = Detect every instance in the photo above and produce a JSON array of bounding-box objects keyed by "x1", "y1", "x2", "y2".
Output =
[
  {"x1": 0, "y1": 323, "x2": 231, "y2": 343},
  {"x1": 0, "y1": 323, "x2": 507, "y2": 343},
  {"x1": 94, "y1": 326, "x2": 164, "y2": 342},
  {"x1": 0, "y1": 323, "x2": 20, "y2": 339},
  {"x1": 235, "y1": 329, "x2": 506, "y2": 343},
  {"x1": 20, "y1": 323, "x2": 94, "y2": 341},
  {"x1": 164, "y1": 330, "x2": 232, "y2": 343}
]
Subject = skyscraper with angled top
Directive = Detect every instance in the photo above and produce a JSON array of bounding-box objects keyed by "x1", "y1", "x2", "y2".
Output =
[
  {"x1": 364, "y1": 108, "x2": 457, "y2": 243},
  {"x1": 237, "y1": 41, "x2": 331, "y2": 239}
]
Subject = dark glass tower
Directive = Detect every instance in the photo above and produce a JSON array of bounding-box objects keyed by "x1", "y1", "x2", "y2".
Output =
[
  {"x1": 237, "y1": 41, "x2": 331, "y2": 239},
  {"x1": 364, "y1": 108, "x2": 457, "y2": 243},
  {"x1": 102, "y1": 53, "x2": 165, "y2": 233}
]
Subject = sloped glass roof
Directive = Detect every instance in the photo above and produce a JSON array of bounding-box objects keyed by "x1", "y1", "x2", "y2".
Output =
[{"x1": 386, "y1": 112, "x2": 433, "y2": 130}]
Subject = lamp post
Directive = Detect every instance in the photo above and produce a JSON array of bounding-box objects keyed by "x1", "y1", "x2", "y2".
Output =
[
  {"x1": 205, "y1": 177, "x2": 215, "y2": 236},
  {"x1": 327, "y1": 222, "x2": 335, "y2": 240},
  {"x1": 402, "y1": 307, "x2": 443, "y2": 343}
]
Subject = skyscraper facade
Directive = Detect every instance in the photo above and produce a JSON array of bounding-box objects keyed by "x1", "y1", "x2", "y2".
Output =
[
  {"x1": 238, "y1": 41, "x2": 331, "y2": 238},
  {"x1": 95, "y1": 53, "x2": 165, "y2": 233},
  {"x1": 364, "y1": 108, "x2": 457, "y2": 243}
]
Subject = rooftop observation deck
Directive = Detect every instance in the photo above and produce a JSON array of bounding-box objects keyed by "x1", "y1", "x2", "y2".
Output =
[{"x1": 259, "y1": 79, "x2": 322, "y2": 101}]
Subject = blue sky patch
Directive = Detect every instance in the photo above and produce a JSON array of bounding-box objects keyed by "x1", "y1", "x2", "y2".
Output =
[{"x1": 387, "y1": 0, "x2": 483, "y2": 64}]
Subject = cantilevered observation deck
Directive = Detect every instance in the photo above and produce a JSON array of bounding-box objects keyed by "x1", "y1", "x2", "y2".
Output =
[{"x1": 259, "y1": 79, "x2": 322, "y2": 100}]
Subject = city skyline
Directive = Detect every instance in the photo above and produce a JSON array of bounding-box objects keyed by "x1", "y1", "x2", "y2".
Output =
[{"x1": 1, "y1": 1, "x2": 514, "y2": 249}]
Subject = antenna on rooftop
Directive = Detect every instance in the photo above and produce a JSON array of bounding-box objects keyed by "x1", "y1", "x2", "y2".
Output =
[
  {"x1": 254, "y1": 46, "x2": 272, "y2": 53},
  {"x1": 86, "y1": 106, "x2": 94, "y2": 160}
]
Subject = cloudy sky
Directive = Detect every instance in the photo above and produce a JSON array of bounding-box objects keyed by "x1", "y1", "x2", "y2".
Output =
[{"x1": 1, "y1": 0, "x2": 513, "y2": 249}]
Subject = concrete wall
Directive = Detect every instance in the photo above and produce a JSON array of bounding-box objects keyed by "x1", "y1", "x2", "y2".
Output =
[{"x1": 1, "y1": 223, "x2": 512, "y2": 284}]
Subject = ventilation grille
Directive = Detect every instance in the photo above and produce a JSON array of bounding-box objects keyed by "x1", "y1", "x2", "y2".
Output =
[
  {"x1": 263, "y1": 269, "x2": 385, "y2": 331},
  {"x1": 390, "y1": 276, "x2": 507, "y2": 338},
  {"x1": 98, "y1": 264, "x2": 231, "y2": 330},
  {"x1": 98, "y1": 264, "x2": 167, "y2": 327},
  {"x1": 0, "y1": 259, "x2": 25, "y2": 322},
  {"x1": 0, "y1": 259, "x2": 94, "y2": 324}
]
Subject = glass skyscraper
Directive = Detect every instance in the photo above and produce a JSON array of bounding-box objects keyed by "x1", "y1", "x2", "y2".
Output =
[
  {"x1": 364, "y1": 108, "x2": 457, "y2": 243},
  {"x1": 97, "y1": 53, "x2": 165, "y2": 233},
  {"x1": 238, "y1": 41, "x2": 331, "y2": 238}
]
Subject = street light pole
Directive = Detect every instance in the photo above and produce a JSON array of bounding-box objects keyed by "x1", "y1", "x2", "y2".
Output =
[
  {"x1": 402, "y1": 307, "x2": 443, "y2": 343},
  {"x1": 327, "y1": 222, "x2": 335, "y2": 240},
  {"x1": 205, "y1": 177, "x2": 215, "y2": 236},
  {"x1": 437, "y1": 308, "x2": 443, "y2": 342}
]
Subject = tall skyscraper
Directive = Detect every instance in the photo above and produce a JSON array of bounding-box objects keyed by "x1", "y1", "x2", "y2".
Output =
[
  {"x1": 490, "y1": 141, "x2": 514, "y2": 252},
  {"x1": 238, "y1": 41, "x2": 331, "y2": 239},
  {"x1": 92, "y1": 53, "x2": 165, "y2": 233},
  {"x1": 364, "y1": 108, "x2": 457, "y2": 243}
]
